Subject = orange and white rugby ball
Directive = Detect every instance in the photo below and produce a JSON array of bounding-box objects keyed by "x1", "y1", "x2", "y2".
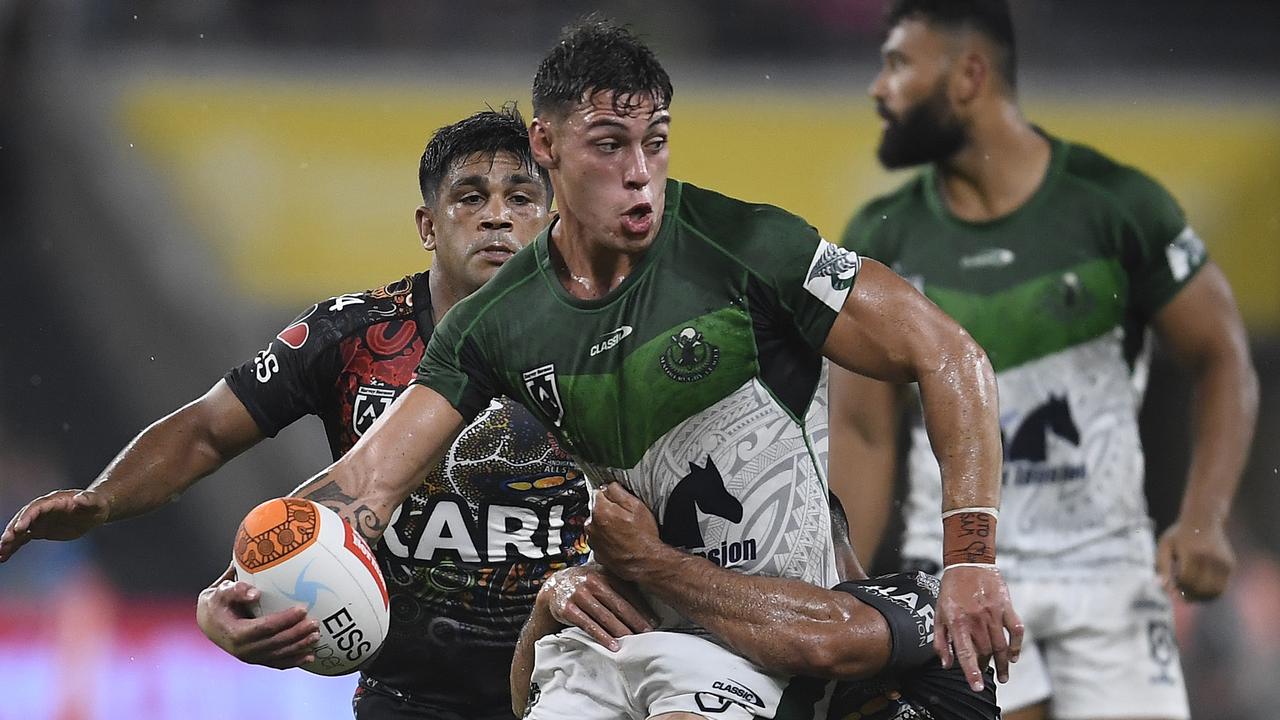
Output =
[{"x1": 232, "y1": 497, "x2": 389, "y2": 676}]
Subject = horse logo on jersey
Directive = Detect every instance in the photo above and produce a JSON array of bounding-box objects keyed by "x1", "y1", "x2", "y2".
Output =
[
  {"x1": 659, "y1": 457, "x2": 756, "y2": 567},
  {"x1": 522, "y1": 364, "x2": 565, "y2": 427},
  {"x1": 353, "y1": 385, "x2": 397, "y2": 436},
  {"x1": 1002, "y1": 395, "x2": 1087, "y2": 485},
  {"x1": 660, "y1": 327, "x2": 720, "y2": 383}
]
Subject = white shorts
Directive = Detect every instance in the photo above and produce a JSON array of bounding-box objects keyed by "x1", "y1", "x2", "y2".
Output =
[
  {"x1": 998, "y1": 570, "x2": 1189, "y2": 719},
  {"x1": 526, "y1": 627, "x2": 788, "y2": 719}
]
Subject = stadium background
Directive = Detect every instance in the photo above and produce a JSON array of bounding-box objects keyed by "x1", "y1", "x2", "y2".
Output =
[{"x1": 1, "y1": 1, "x2": 1277, "y2": 717}]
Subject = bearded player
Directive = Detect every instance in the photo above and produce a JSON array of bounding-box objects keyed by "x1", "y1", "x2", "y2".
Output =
[
  {"x1": 833, "y1": 2, "x2": 1259, "y2": 719},
  {"x1": 0, "y1": 106, "x2": 591, "y2": 720}
]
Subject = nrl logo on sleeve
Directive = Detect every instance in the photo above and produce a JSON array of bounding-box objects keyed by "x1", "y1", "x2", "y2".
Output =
[
  {"x1": 804, "y1": 239, "x2": 861, "y2": 312},
  {"x1": 353, "y1": 385, "x2": 397, "y2": 436},
  {"x1": 1166, "y1": 226, "x2": 1206, "y2": 282},
  {"x1": 522, "y1": 364, "x2": 565, "y2": 427}
]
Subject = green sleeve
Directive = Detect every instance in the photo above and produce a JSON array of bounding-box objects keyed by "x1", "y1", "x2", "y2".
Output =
[
  {"x1": 414, "y1": 299, "x2": 502, "y2": 423},
  {"x1": 1119, "y1": 170, "x2": 1208, "y2": 321},
  {"x1": 839, "y1": 201, "x2": 885, "y2": 257},
  {"x1": 751, "y1": 213, "x2": 862, "y2": 351}
]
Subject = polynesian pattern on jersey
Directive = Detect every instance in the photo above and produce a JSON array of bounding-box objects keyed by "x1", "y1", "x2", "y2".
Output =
[{"x1": 419, "y1": 180, "x2": 859, "y2": 627}]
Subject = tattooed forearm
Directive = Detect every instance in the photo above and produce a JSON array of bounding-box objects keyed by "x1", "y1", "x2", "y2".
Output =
[{"x1": 293, "y1": 471, "x2": 390, "y2": 545}]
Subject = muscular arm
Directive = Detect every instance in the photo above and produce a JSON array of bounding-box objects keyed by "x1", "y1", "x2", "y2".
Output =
[
  {"x1": 828, "y1": 364, "x2": 903, "y2": 568},
  {"x1": 287, "y1": 383, "x2": 465, "y2": 545},
  {"x1": 820, "y1": 260, "x2": 1014, "y2": 690},
  {"x1": 1152, "y1": 262, "x2": 1259, "y2": 599},
  {"x1": 821, "y1": 260, "x2": 1001, "y2": 514},
  {"x1": 589, "y1": 483, "x2": 890, "y2": 679},
  {"x1": 2, "y1": 380, "x2": 263, "y2": 560}
]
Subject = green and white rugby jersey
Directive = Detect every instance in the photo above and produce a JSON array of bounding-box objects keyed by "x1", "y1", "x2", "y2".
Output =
[
  {"x1": 419, "y1": 179, "x2": 857, "y2": 625},
  {"x1": 843, "y1": 133, "x2": 1207, "y2": 572}
]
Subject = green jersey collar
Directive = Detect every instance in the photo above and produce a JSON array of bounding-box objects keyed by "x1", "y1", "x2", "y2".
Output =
[{"x1": 534, "y1": 178, "x2": 684, "y2": 311}]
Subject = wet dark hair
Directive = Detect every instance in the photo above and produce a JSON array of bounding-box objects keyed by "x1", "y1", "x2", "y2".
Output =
[
  {"x1": 886, "y1": 0, "x2": 1018, "y2": 92},
  {"x1": 418, "y1": 103, "x2": 550, "y2": 206},
  {"x1": 532, "y1": 16, "x2": 673, "y2": 119}
]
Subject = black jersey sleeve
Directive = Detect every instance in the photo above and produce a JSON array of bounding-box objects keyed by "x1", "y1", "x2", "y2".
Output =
[
  {"x1": 224, "y1": 303, "x2": 336, "y2": 438},
  {"x1": 833, "y1": 572, "x2": 999, "y2": 720}
]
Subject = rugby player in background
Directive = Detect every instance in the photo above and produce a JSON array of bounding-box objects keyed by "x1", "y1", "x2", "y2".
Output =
[
  {"x1": 833, "y1": 2, "x2": 1259, "y2": 718},
  {"x1": 0, "y1": 106, "x2": 591, "y2": 720}
]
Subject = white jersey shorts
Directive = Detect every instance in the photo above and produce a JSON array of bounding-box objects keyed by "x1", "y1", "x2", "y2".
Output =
[
  {"x1": 526, "y1": 627, "x2": 788, "y2": 719},
  {"x1": 997, "y1": 569, "x2": 1189, "y2": 719}
]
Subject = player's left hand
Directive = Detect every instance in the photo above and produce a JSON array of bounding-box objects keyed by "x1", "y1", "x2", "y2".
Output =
[
  {"x1": 1157, "y1": 519, "x2": 1234, "y2": 601},
  {"x1": 936, "y1": 565, "x2": 1023, "y2": 692},
  {"x1": 540, "y1": 563, "x2": 655, "y2": 651},
  {"x1": 586, "y1": 482, "x2": 662, "y2": 582}
]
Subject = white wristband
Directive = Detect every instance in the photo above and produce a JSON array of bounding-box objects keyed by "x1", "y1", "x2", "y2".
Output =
[
  {"x1": 941, "y1": 506, "x2": 999, "y2": 520},
  {"x1": 942, "y1": 562, "x2": 999, "y2": 573}
]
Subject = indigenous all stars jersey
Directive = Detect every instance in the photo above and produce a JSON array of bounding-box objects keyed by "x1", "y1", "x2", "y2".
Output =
[
  {"x1": 224, "y1": 272, "x2": 589, "y2": 713},
  {"x1": 419, "y1": 179, "x2": 857, "y2": 627},
  {"x1": 842, "y1": 133, "x2": 1208, "y2": 571}
]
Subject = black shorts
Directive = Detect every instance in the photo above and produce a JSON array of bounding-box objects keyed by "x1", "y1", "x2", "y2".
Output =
[
  {"x1": 829, "y1": 572, "x2": 1000, "y2": 720},
  {"x1": 351, "y1": 676, "x2": 513, "y2": 720}
]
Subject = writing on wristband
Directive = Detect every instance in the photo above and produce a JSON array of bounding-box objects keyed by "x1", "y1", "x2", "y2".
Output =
[{"x1": 942, "y1": 507, "x2": 997, "y2": 567}]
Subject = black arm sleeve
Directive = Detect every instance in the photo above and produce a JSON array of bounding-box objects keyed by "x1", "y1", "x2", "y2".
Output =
[
  {"x1": 833, "y1": 572, "x2": 999, "y2": 720},
  {"x1": 834, "y1": 572, "x2": 940, "y2": 674}
]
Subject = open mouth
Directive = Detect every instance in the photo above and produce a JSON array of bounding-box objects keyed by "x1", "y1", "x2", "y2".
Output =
[{"x1": 621, "y1": 202, "x2": 654, "y2": 236}]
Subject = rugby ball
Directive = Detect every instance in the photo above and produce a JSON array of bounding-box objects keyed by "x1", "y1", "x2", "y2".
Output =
[{"x1": 232, "y1": 497, "x2": 389, "y2": 676}]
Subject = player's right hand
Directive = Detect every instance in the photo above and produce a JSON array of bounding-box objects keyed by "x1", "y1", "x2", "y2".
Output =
[
  {"x1": 0, "y1": 489, "x2": 110, "y2": 562},
  {"x1": 539, "y1": 564, "x2": 656, "y2": 652},
  {"x1": 197, "y1": 579, "x2": 320, "y2": 669}
]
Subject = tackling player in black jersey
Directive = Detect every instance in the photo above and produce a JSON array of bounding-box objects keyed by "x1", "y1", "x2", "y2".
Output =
[
  {"x1": 0, "y1": 106, "x2": 590, "y2": 720},
  {"x1": 516, "y1": 487, "x2": 999, "y2": 720}
]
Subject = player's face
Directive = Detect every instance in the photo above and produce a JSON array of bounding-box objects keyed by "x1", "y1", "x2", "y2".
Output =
[
  {"x1": 869, "y1": 19, "x2": 967, "y2": 168},
  {"x1": 532, "y1": 92, "x2": 670, "y2": 254},
  {"x1": 418, "y1": 151, "x2": 550, "y2": 294}
]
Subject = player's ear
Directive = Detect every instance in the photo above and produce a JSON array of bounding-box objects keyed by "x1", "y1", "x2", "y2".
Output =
[
  {"x1": 416, "y1": 205, "x2": 437, "y2": 251},
  {"x1": 954, "y1": 47, "x2": 988, "y2": 106},
  {"x1": 529, "y1": 117, "x2": 559, "y2": 170}
]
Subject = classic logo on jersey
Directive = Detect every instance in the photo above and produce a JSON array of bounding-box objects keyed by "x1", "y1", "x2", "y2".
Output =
[
  {"x1": 660, "y1": 327, "x2": 720, "y2": 383},
  {"x1": 702, "y1": 678, "x2": 765, "y2": 709},
  {"x1": 353, "y1": 385, "x2": 398, "y2": 436},
  {"x1": 1002, "y1": 394, "x2": 1087, "y2": 485},
  {"x1": 804, "y1": 239, "x2": 861, "y2": 312},
  {"x1": 960, "y1": 247, "x2": 1016, "y2": 269},
  {"x1": 522, "y1": 364, "x2": 565, "y2": 427},
  {"x1": 1166, "y1": 226, "x2": 1206, "y2": 282},
  {"x1": 589, "y1": 325, "x2": 633, "y2": 357}
]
